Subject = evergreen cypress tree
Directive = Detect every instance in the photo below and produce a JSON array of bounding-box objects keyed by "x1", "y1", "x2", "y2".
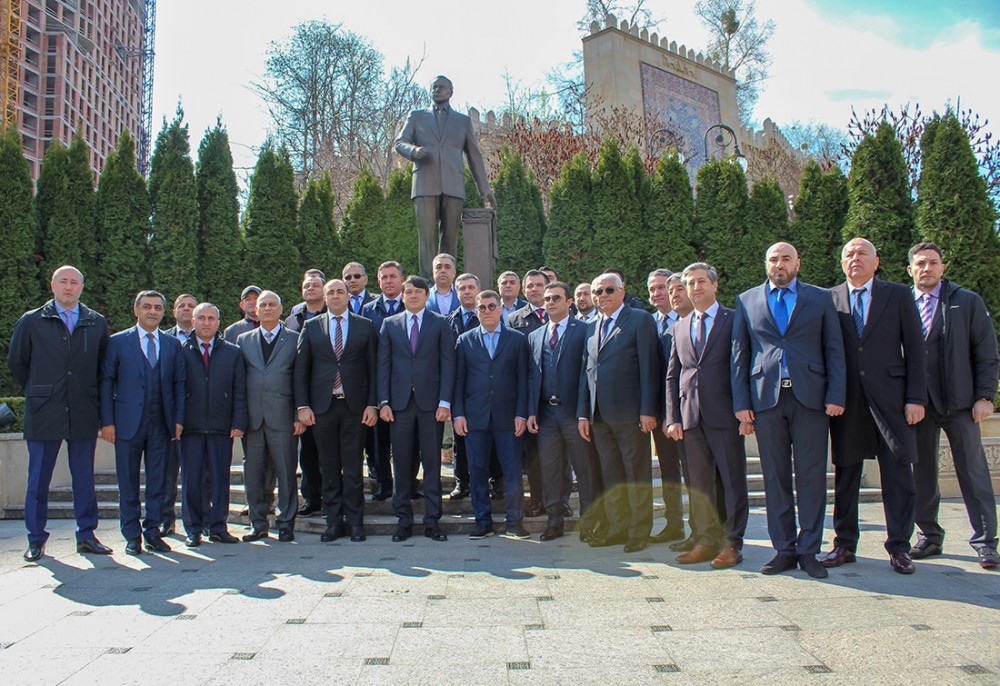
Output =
[
  {"x1": 694, "y1": 158, "x2": 749, "y2": 305},
  {"x1": 243, "y1": 143, "x2": 302, "y2": 307},
  {"x1": 148, "y1": 112, "x2": 200, "y2": 305},
  {"x1": 381, "y1": 167, "x2": 419, "y2": 273},
  {"x1": 196, "y1": 122, "x2": 242, "y2": 323},
  {"x1": 94, "y1": 131, "x2": 150, "y2": 331},
  {"x1": 844, "y1": 122, "x2": 915, "y2": 283},
  {"x1": 646, "y1": 153, "x2": 698, "y2": 275},
  {"x1": 791, "y1": 161, "x2": 849, "y2": 287},
  {"x1": 494, "y1": 149, "x2": 545, "y2": 278},
  {"x1": 916, "y1": 112, "x2": 1000, "y2": 314},
  {"x1": 732, "y1": 176, "x2": 788, "y2": 296},
  {"x1": 591, "y1": 139, "x2": 647, "y2": 298},
  {"x1": 0, "y1": 127, "x2": 40, "y2": 394},
  {"x1": 338, "y1": 169, "x2": 385, "y2": 276},
  {"x1": 300, "y1": 172, "x2": 342, "y2": 276},
  {"x1": 36, "y1": 135, "x2": 96, "y2": 289},
  {"x1": 546, "y1": 152, "x2": 593, "y2": 288}
]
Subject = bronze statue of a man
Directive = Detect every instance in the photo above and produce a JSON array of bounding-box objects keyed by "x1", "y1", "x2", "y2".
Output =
[{"x1": 394, "y1": 76, "x2": 496, "y2": 278}]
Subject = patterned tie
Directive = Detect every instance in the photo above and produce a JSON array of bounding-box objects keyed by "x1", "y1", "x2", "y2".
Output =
[
  {"x1": 549, "y1": 322, "x2": 559, "y2": 349},
  {"x1": 852, "y1": 287, "x2": 866, "y2": 337},
  {"x1": 145, "y1": 332, "x2": 157, "y2": 366},
  {"x1": 201, "y1": 342, "x2": 211, "y2": 371},
  {"x1": 773, "y1": 288, "x2": 788, "y2": 335},
  {"x1": 333, "y1": 315, "x2": 343, "y2": 390},
  {"x1": 693, "y1": 313, "x2": 707, "y2": 359},
  {"x1": 659, "y1": 315, "x2": 669, "y2": 334},
  {"x1": 600, "y1": 317, "x2": 613, "y2": 347},
  {"x1": 409, "y1": 315, "x2": 419, "y2": 353},
  {"x1": 919, "y1": 293, "x2": 935, "y2": 338},
  {"x1": 60, "y1": 310, "x2": 74, "y2": 334},
  {"x1": 535, "y1": 308, "x2": 546, "y2": 323},
  {"x1": 264, "y1": 330, "x2": 274, "y2": 344}
]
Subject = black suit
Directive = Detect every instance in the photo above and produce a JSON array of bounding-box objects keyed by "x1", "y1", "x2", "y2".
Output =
[
  {"x1": 913, "y1": 280, "x2": 999, "y2": 551},
  {"x1": 830, "y1": 279, "x2": 926, "y2": 554},
  {"x1": 282, "y1": 304, "x2": 326, "y2": 509},
  {"x1": 361, "y1": 294, "x2": 405, "y2": 494},
  {"x1": 666, "y1": 305, "x2": 748, "y2": 549},
  {"x1": 651, "y1": 311, "x2": 690, "y2": 533},
  {"x1": 294, "y1": 311, "x2": 378, "y2": 530},
  {"x1": 161, "y1": 326, "x2": 194, "y2": 525},
  {"x1": 578, "y1": 305, "x2": 660, "y2": 542}
]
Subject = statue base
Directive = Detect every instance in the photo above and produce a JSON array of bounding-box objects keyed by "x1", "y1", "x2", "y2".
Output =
[{"x1": 461, "y1": 208, "x2": 498, "y2": 286}]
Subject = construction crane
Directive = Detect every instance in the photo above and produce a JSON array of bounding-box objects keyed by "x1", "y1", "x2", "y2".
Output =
[
  {"x1": 137, "y1": 0, "x2": 155, "y2": 175},
  {"x1": 0, "y1": 0, "x2": 20, "y2": 128}
]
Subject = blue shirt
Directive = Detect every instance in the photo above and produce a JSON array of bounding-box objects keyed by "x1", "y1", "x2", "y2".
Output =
[
  {"x1": 850, "y1": 277, "x2": 875, "y2": 325},
  {"x1": 54, "y1": 302, "x2": 79, "y2": 329},
  {"x1": 767, "y1": 278, "x2": 798, "y2": 325}
]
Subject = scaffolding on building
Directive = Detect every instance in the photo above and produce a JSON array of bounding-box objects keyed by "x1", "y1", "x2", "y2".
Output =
[{"x1": 1, "y1": 0, "x2": 21, "y2": 128}]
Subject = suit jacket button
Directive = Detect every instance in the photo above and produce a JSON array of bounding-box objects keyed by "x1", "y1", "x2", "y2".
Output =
[
  {"x1": 859, "y1": 370, "x2": 866, "y2": 377},
  {"x1": 858, "y1": 346, "x2": 863, "y2": 351}
]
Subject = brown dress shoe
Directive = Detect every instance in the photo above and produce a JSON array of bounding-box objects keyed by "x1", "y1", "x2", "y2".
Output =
[
  {"x1": 889, "y1": 551, "x2": 916, "y2": 574},
  {"x1": 676, "y1": 543, "x2": 719, "y2": 564},
  {"x1": 820, "y1": 546, "x2": 857, "y2": 568},
  {"x1": 710, "y1": 546, "x2": 743, "y2": 569}
]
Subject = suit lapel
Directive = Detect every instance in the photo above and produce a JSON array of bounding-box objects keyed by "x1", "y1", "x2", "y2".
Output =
[
  {"x1": 699, "y1": 308, "x2": 728, "y2": 360},
  {"x1": 861, "y1": 281, "x2": 890, "y2": 343},
  {"x1": 832, "y1": 283, "x2": 860, "y2": 343},
  {"x1": 752, "y1": 284, "x2": 781, "y2": 336},
  {"x1": 247, "y1": 329, "x2": 266, "y2": 368}
]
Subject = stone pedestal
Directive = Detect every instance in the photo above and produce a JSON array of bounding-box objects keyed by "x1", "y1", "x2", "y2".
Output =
[{"x1": 461, "y1": 208, "x2": 497, "y2": 286}]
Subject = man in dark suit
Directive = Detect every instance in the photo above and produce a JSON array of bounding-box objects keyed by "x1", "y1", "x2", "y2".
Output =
[
  {"x1": 361, "y1": 261, "x2": 408, "y2": 501},
  {"x1": 378, "y1": 275, "x2": 455, "y2": 542},
  {"x1": 284, "y1": 270, "x2": 327, "y2": 333},
  {"x1": 732, "y1": 242, "x2": 846, "y2": 578},
  {"x1": 907, "y1": 242, "x2": 999, "y2": 569},
  {"x1": 238, "y1": 291, "x2": 304, "y2": 543},
  {"x1": 427, "y1": 253, "x2": 461, "y2": 315},
  {"x1": 665, "y1": 264, "x2": 748, "y2": 569},
  {"x1": 824, "y1": 238, "x2": 927, "y2": 575},
  {"x1": 578, "y1": 273, "x2": 660, "y2": 553},
  {"x1": 295, "y1": 280, "x2": 379, "y2": 542},
  {"x1": 603, "y1": 268, "x2": 647, "y2": 310},
  {"x1": 100, "y1": 290, "x2": 185, "y2": 555},
  {"x1": 574, "y1": 283, "x2": 598, "y2": 322},
  {"x1": 343, "y1": 262, "x2": 374, "y2": 315},
  {"x1": 180, "y1": 303, "x2": 247, "y2": 547},
  {"x1": 526, "y1": 282, "x2": 599, "y2": 541},
  {"x1": 394, "y1": 75, "x2": 496, "y2": 278},
  {"x1": 9, "y1": 265, "x2": 111, "y2": 561},
  {"x1": 223, "y1": 285, "x2": 261, "y2": 343},
  {"x1": 498, "y1": 271, "x2": 527, "y2": 324},
  {"x1": 162, "y1": 293, "x2": 198, "y2": 536},
  {"x1": 454, "y1": 290, "x2": 530, "y2": 539}
]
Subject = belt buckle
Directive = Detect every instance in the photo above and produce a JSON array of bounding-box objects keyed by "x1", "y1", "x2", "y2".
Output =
[
  {"x1": 780, "y1": 379, "x2": 792, "y2": 388},
  {"x1": 333, "y1": 393, "x2": 346, "y2": 400},
  {"x1": 547, "y1": 396, "x2": 561, "y2": 406}
]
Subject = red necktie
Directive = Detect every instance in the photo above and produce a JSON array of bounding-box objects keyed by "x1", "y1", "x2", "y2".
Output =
[
  {"x1": 535, "y1": 308, "x2": 545, "y2": 323},
  {"x1": 201, "y1": 342, "x2": 211, "y2": 371},
  {"x1": 549, "y1": 323, "x2": 558, "y2": 349}
]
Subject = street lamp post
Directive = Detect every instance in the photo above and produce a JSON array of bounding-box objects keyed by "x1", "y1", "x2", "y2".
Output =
[{"x1": 703, "y1": 123, "x2": 747, "y2": 170}]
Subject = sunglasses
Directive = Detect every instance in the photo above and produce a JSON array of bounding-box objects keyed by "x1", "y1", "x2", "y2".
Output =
[
  {"x1": 594, "y1": 287, "x2": 617, "y2": 296},
  {"x1": 476, "y1": 303, "x2": 500, "y2": 312},
  {"x1": 542, "y1": 295, "x2": 563, "y2": 302},
  {"x1": 343, "y1": 274, "x2": 365, "y2": 280}
]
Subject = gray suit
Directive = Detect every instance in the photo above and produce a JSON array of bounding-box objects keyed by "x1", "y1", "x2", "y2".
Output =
[{"x1": 238, "y1": 326, "x2": 299, "y2": 532}]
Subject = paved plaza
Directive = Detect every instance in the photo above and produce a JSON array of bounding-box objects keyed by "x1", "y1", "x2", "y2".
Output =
[{"x1": 0, "y1": 500, "x2": 998, "y2": 685}]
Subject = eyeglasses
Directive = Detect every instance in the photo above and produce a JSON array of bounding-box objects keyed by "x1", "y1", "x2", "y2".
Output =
[
  {"x1": 476, "y1": 303, "x2": 499, "y2": 312},
  {"x1": 542, "y1": 295, "x2": 563, "y2": 303},
  {"x1": 594, "y1": 287, "x2": 617, "y2": 296},
  {"x1": 343, "y1": 274, "x2": 365, "y2": 280}
]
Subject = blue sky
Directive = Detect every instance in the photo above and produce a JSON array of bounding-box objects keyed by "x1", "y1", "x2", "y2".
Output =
[{"x1": 151, "y1": 0, "x2": 1000, "y2": 173}]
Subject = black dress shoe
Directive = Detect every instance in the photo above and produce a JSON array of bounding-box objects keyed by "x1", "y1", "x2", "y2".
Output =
[
  {"x1": 209, "y1": 531, "x2": 240, "y2": 544},
  {"x1": 760, "y1": 553, "x2": 798, "y2": 575},
  {"x1": 184, "y1": 534, "x2": 201, "y2": 548},
  {"x1": 589, "y1": 533, "x2": 627, "y2": 548},
  {"x1": 77, "y1": 538, "x2": 113, "y2": 555},
  {"x1": 889, "y1": 551, "x2": 916, "y2": 574},
  {"x1": 820, "y1": 546, "x2": 857, "y2": 568},
  {"x1": 144, "y1": 535, "x2": 171, "y2": 553},
  {"x1": 649, "y1": 524, "x2": 685, "y2": 544},
  {"x1": 24, "y1": 542, "x2": 44, "y2": 562},
  {"x1": 469, "y1": 526, "x2": 494, "y2": 540},
  {"x1": 909, "y1": 537, "x2": 943, "y2": 559},
  {"x1": 669, "y1": 536, "x2": 696, "y2": 552},
  {"x1": 160, "y1": 522, "x2": 175, "y2": 537},
  {"x1": 242, "y1": 528, "x2": 269, "y2": 542},
  {"x1": 125, "y1": 539, "x2": 143, "y2": 556},
  {"x1": 624, "y1": 538, "x2": 648, "y2": 553},
  {"x1": 524, "y1": 502, "x2": 545, "y2": 518},
  {"x1": 278, "y1": 529, "x2": 294, "y2": 542},
  {"x1": 798, "y1": 554, "x2": 829, "y2": 579},
  {"x1": 297, "y1": 501, "x2": 322, "y2": 517},
  {"x1": 540, "y1": 527, "x2": 564, "y2": 541},
  {"x1": 449, "y1": 486, "x2": 469, "y2": 500},
  {"x1": 350, "y1": 527, "x2": 366, "y2": 542},
  {"x1": 424, "y1": 527, "x2": 447, "y2": 542},
  {"x1": 560, "y1": 503, "x2": 574, "y2": 518},
  {"x1": 392, "y1": 526, "x2": 412, "y2": 542},
  {"x1": 371, "y1": 488, "x2": 392, "y2": 501}
]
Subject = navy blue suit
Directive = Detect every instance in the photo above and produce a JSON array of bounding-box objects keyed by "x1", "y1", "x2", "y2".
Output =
[
  {"x1": 100, "y1": 328, "x2": 185, "y2": 543},
  {"x1": 527, "y1": 318, "x2": 600, "y2": 531},
  {"x1": 455, "y1": 326, "x2": 529, "y2": 528},
  {"x1": 427, "y1": 287, "x2": 460, "y2": 315},
  {"x1": 377, "y1": 309, "x2": 455, "y2": 529},
  {"x1": 651, "y1": 311, "x2": 690, "y2": 535}
]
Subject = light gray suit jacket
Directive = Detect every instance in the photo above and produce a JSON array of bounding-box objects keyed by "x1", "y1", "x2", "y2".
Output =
[{"x1": 237, "y1": 326, "x2": 299, "y2": 432}]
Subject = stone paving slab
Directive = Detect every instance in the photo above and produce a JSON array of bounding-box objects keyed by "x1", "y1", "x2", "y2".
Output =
[{"x1": 0, "y1": 500, "x2": 997, "y2": 684}]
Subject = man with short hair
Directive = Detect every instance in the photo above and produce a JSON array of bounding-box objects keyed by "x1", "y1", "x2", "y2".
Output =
[
  {"x1": 578, "y1": 272, "x2": 660, "y2": 553},
  {"x1": 906, "y1": 242, "x2": 999, "y2": 569},
  {"x1": 378, "y1": 275, "x2": 455, "y2": 542},
  {"x1": 454, "y1": 290, "x2": 530, "y2": 539},
  {"x1": 603, "y1": 268, "x2": 646, "y2": 310},
  {"x1": 666, "y1": 264, "x2": 748, "y2": 569},
  {"x1": 223, "y1": 285, "x2": 261, "y2": 342},
  {"x1": 167, "y1": 294, "x2": 197, "y2": 344},
  {"x1": 238, "y1": 291, "x2": 304, "y2": 543},
  {"x1": 180, "y1": 303, "x2": 247, "y2": 547},
  {"x1": 10, "y1": 265, "x2": 111, "y2": 561},
  {"x1": 574, "y1": 283, "x2": 598, "y2": 322},
  {"x1": 497, "y1": 271, "x2": 526, "y2": 324},
  {"x1": 427, "y1": 253, "x2": 460, "y2": 315},
  {"x1": 284, "y1": 271, "x2": 328, "y2": 333},
  {"x1": 733, "y1": 242, "x2": 846, "y2": 578},
  {"x1": 296, "y1": 280, "x2": 379, "y2": 542},
  {"x1": 162, "y1": 293, "x2": 198, "y2": 534},
  {"x1": 100, "y1": 290, "x2": 185, "y2": 556},
  {"x1": 343, "y1": 262, "x2": 374, "y2": 315}
]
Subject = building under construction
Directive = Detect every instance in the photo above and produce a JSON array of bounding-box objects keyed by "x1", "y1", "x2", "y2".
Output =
[{"x1": 0, "y1": 0, "x2": 155, "y2": 180}]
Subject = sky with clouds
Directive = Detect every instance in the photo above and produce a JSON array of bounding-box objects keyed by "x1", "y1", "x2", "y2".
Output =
[{"x1": 151, "y1": 0, "x2": 1000, "y2": 173}]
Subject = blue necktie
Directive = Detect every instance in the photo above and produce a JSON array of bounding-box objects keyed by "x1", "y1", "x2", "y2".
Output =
[
  {"x1": 145, "y1": 332, "x2": 157, "y2": 366},
  {"x1": 487, "y1": 332, "x2": 496, "y2": 358},
  {"x1": 773, "y1": 288, "x2": 788, "y2": 335},
  {"x1": 852, "y1": 288, "x2": 866, "y2": 336}
]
